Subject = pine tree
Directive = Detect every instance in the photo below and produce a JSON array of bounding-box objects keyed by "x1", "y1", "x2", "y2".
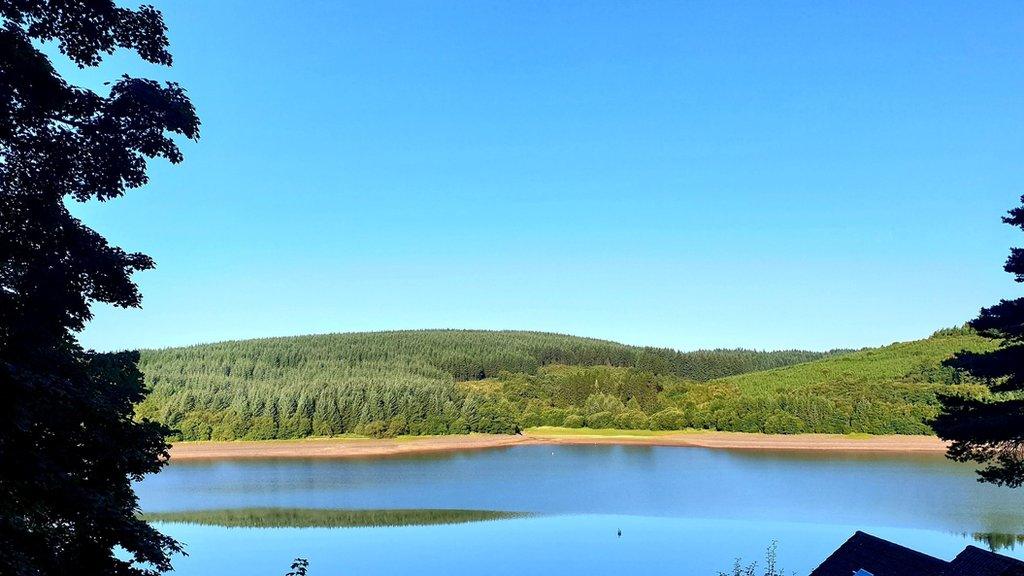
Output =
[{"x1": 934, "y1": 196, "x2": 1024, "y2": 486}]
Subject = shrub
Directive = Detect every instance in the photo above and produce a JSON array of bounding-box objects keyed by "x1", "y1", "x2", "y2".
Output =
[
  {"x1": 540, "y1": 407, "x2": 570, "y2": 426},
  {"x1": 563, "y1": 414, "x2": 585, "y2": 428},
  {"x1": 520, "y1": 412, "x2": 544, "y2": 428},
  {"x1": 650, "y1": 408, "x2": 688, "y2": 431},
  {"x1": 584, "y1": 393, "x2": 626, "y2": 416},
  {"x1": 386, "y1": 416, "x2": 409, "y2": 437},
  {"x1": 762, "y1": 413, "x2": 805, "y2": 434},
  {"x1": 468, "y1": 400, "x2": 520, "y2": 434},
  {"x1": 358, "y1": 421, "x2": 389, "y2": 438},
  {"x1": 613, "y1": 410, "x2": 650, "y2": 429},
  {"x1": 586, "y1": 411, "x2": 615, "y2": 429},
  {"x1": 176, "y1": 416, "x2": 213, "y2": 441}
]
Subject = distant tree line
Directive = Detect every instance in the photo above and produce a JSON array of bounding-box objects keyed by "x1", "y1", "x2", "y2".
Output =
[{"x1": 490, "y1": 356, "x2": 977, "y2": 435}]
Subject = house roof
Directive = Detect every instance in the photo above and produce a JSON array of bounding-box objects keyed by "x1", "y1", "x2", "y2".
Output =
[
  {"x1": 809, "y1": 531, "x2": 950, "y2": 576},
  {"x1": 945, "y1": 545, "x2": 1024, "y2": 576},
  {"x1": 810, "y1": 532, "x2": 1024, "y2": 576}
]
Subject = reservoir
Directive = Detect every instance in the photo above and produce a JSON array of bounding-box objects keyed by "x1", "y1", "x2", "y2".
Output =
[{"x1": 137, "y1": 445, "x2": 1024, "y2": 575}]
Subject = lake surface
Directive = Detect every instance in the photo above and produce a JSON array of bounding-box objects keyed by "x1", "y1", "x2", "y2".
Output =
[{"x1": 136, "y1": 445, "x2": 1024, "y2": 575}]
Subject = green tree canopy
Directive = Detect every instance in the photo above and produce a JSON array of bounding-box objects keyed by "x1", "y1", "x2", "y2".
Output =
[
  {"x1": 935, "y1": 195, "x2": 1024, "y2": 486},
  {"x1": 0, "y1": 2, "x2": 199, "y2": 574}
]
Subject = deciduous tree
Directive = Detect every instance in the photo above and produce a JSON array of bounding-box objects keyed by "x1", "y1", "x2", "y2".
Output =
[{"x1": 0, "y1": 2, "x2": 199, "y2": 574}]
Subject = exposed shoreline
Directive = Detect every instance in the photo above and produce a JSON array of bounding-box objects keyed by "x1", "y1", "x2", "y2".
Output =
[{"x1": 168, "y1": 430, "x2": 948, "y2": 461}]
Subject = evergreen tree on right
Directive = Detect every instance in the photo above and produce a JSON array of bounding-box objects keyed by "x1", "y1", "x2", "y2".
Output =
[{"x1": 934, "y1": 195, "x2": 1024, "y2": 487}]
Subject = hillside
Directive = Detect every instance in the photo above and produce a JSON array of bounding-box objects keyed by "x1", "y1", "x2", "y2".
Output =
[
  {"x1": 135, "y1": 330, "x2": 837, "y2": 440},
  {"x1": 689, "y1": 328, "x2": 999, "y2": 434},
  {"x1": 138, "y1": 329, "x2": 836, "y2": 384},
  {"x1": 134, "y1": 328, "x2": 993, "y2": 441}
]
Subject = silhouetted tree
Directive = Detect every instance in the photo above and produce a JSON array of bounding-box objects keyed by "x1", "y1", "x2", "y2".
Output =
[
  {"x1": 0, "y1": 2, "x2": 199, "y2": 575},
  {"x1": 934, "y1": 196, "x2": 1024, "y2": 486},
  {"x1": 285, "y1": 558, "x2": 309, "y2": 576}
]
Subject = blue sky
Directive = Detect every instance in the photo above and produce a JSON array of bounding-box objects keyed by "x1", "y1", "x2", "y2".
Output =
[{"x1": 65, "y1": 1, "x2": 1022, "y2": 352}]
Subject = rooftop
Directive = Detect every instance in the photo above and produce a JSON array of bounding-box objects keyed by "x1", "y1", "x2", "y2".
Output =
[{"x1": 810, "y1": 532, "x2": 1024, "y2": 576}]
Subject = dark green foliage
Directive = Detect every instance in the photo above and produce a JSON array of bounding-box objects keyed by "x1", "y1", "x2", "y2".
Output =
[
  {"x1": 699, "y1": 331, "x2": 995, "y2": 435},
  {"x1": 935, "y1": 196, "x2": 1024, "y2": 487},
  {"x1": 144, "y1": 508, "x2": 528, "y2": 529},
  {"x1": 137, "y1": 330, "x2": 834, "y2": 440},
  {"x1": 0, "y1": 2, "x2": 198, "y2": 575},
  {"x1": 562, "y1": 414, "x2": 585, "y2": 428},
  {"x1": 650, "y1": 408, "x2": 688, "y2": 430},
  {"x1": 138, "y1": 329, "x2": 987, "y2": 440},
  {"x1": 971, "y1": 532, "x2": 1024, "y2": 552},
  {"x1": 635, "y1": 347, "x2": 850, "y2": 382},
  {"x1": 285, "y1": 558, "x2": 308, "y2": 576},
  {"x1": 492, "y1": 330, "x2": 992, "y2": 435}
]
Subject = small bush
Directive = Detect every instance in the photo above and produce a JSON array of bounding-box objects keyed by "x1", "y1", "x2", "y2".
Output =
[
  {"x1": 563, "y1": 414, "x2": 585, "y2": 428},
  {"x1": 613, "y1": 409, "x2": 651, "y2": 430},
  {"x1": 762, "y1": 413, "x2": 805, "y2": 434},
  {"x1": 586, "y1": 411, "x2": 615, "y2": 429},
  {"x1": 650, "y1": 408, "x2": 688, "y2": 430},
  {"x1": 358, "y1": 421, "x2": 390, "y2": 438}
]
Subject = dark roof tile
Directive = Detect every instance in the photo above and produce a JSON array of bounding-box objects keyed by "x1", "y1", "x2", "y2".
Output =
[
  {"x1": 809, "y1": 531, "x2": 949, "y2": 576},
  {"x1": 945, "y1": 545, "x2": 1024, "y2": 576}
]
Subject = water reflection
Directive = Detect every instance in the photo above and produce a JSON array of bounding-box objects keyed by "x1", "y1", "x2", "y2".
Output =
[
  {"x1": 969, "y1": 532, "x2": 1024, "y2": 552},
  {"x1": 153, "y1": 516, "x2": 1024, "y2": 576},
  {"x1": 144, "y1": 507, "x2": 529, "y2": 528},
  {"x1": 139, "y1": 445, "x2": 1024, "y2": 535}
]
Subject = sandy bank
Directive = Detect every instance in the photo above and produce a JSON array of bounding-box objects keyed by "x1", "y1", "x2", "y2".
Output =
[{"x1": 168, "y1": 431, "x2": 948, "y2": 461}]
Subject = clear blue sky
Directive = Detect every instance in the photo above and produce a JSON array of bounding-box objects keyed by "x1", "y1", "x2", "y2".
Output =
[{"x1": 65, "y1": 1, "x2": 1022, "y2": 352}]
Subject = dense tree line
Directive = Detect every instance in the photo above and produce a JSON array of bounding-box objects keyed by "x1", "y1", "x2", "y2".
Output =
[
  {"x1": 632, "y1": 346, "x2": 849, "y2": 381},
  {"x1": 663, "y1": 328, "x2": 995, "y2": 435},
  {"x1": 136, "y1": 329, "x2": 973, "y2": 441},
  {"x1": 492, "y1": 343, "x2": 984, "y2": 436},
  {"x1": 137, "y1": 330, "x2": 838, "y2": 440},
  {"x1": 141, "y1": 330, "x2": 838, "y2": 383}
]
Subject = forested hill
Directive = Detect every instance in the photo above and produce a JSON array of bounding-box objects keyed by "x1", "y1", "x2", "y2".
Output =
[
  {"x1": 135, "y1": 328, "x2": 993, "y2": 441},
  {"x1": 135, "y1": 330, "x2": 839, "y2": 440},
  {"x1": 138, "y1": 330, "x2": 838, "y2": 385},
  {"x1": 678, "y1": 327, "x2": 998, "y2": 434}
]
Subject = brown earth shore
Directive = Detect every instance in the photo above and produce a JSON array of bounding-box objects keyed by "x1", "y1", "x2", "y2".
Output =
[{"x1": 168, "y1": 431, "x2": 948, "y2": 461}]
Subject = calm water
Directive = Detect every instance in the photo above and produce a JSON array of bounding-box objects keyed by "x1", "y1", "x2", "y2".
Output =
[{"x1": 137, "y1": 445, "x2": 1024, "y2": 575}]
